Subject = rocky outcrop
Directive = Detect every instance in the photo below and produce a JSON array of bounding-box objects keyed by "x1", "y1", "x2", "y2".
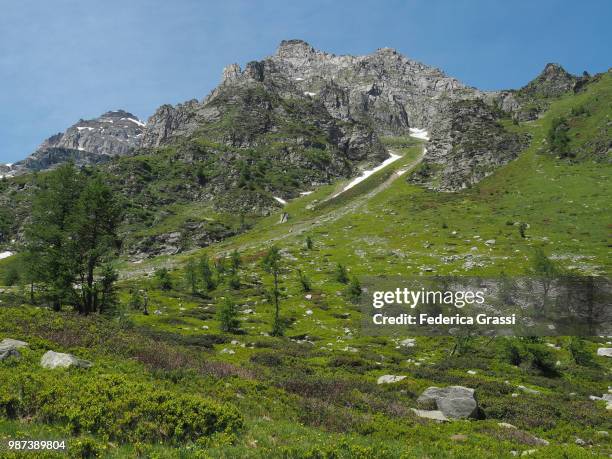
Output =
[
  {"x1": 417, "y1": 385, "x2": 480, "y2": 419},
  {"x1": 489, "y1": 63, "x2": 583, "y2": 121},
  {"x1": 13, "y1": 110, "x2": 145, "y2": 173},
  {"x1": 40, "y1": 350, "x2": 92, "y2": 369},
  {"x1": 411, "y1": 99, "x2": 528, "y2": 191}
]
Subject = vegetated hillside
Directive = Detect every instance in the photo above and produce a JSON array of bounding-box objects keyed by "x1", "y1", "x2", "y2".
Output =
[
  {"x1": 3, "y1": 42, "x2": 592, "y2": 258},
  {"x1": 0, "y1": 71, "x2": 610, "y2": 458}
]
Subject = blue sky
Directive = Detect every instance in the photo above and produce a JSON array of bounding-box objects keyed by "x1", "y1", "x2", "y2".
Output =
[{"x1": 1, "y1": 0, "x2": 610, "y2": 163}]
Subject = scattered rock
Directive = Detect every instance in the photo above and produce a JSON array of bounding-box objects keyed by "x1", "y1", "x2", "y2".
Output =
[
  {"x1": 0, "y1": 345, "x2": 20, "y2": 361},
  {"x1": 377, "y1": 375, "x2": 406, "y2": 384},
  {"x1": 574, "y1": 438, "x2": 586, "y2": 446},
  {"x1": 532, "y1": 437, "x2": 549, "y2": 446},
  {"x1": 498, "y1": 422, "x2": 517, "y2": 429},
  {"x1": 450, "y1": 434, "x2": 468, "y2": 442},
  {"x1": 0, "y1": 338, "x2": 28, "y2": 349},
  {"x1": 40, "y1": 351, "x2": 92, "y2": 369},
  {"x1": 400, "y1": 338, "x2": 416, "y2": 347},
  {"x1": 517, "y1": 385, "x2": 540, "y2": 395},
  {"x1": 0, "y1": 338, "x2": 28, "y2": 361},
  {"x1": 417, "y1": 386, "x2": 479, "y2": 419},
  {"x1": 411, "y1": 409, "x2": 449, "y2": 422},
  {"x1": 597, "y1": 347, "x2": 612, "y2": 357}
]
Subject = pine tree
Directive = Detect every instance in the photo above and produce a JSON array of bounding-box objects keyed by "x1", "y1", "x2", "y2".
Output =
[
  {"x1": 346, "y1": 276, "x2": 362, "y2": 303},
  {"x1": 155, "y1": 268, "x2": 172, "y2": 291},
  {"x1": 262, "y1": 245, "x2": 283, "y2": 336},
  {"x1": 199, "y1": 254, "x2": 216, "y2": 291},
  {"x1": 185, "y1": 259, "x2": 198, "y2": 294},
  {"x1": 70, "y1": 174, "x2": 121, "y2": 313},
  {"x1": 230, "y1": 249, "x2": 242, "y2": 274},
  {"x1": 25, "y1": 163, "x2": 83, "y2": 311},
  {"x1": 217, "y1": 297, "x2": 240, "y2": 332},
  {"x1": 334, "y1": 263, "x2": 349, "y2": 284}
]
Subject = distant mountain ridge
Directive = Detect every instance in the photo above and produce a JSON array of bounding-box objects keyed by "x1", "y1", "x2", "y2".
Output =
[
  {"x1": 2, "y1": 39, "x2": 600, "y2": 198},
  {"x1": 4, "y1": 110, "x2": 145, "y2": 175}
]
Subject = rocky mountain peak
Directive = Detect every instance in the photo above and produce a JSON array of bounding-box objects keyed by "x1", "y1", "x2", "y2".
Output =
[
  {"x1": 521, "y1": 62, "x2": 577, "y2": 98},
  {"x1": 542, "y1": 62, "x2": 570, "y2": 77},
  {"x1": 12, "y1": 109, "x2": 145, "y2": 173},
  {"x1": 276, "y1": 39, "x2": 317, "y2": 59},
  {"x1": 222, "y1": 63, "x2": 242, "y2": 82}
]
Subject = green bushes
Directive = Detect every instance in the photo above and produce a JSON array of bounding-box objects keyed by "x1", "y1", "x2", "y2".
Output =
[
  {"x1": 568, "y1": 337, "x2": 595, "y2": 366},
  {"x1": 0, "y1": 371, "x2": 243, "y2": 445},
  {"x1": 547, "y1": 116, "x2": 573, "y2": 158},
  {"x1": 501, "y1": 338, "x2": 559, "y2": 376}
]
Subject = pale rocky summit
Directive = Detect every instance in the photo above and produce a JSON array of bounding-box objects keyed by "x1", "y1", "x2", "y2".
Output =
[
  {"x1": 40, "y1": 350, "x2": 92, "y2": 369},
  {"x1": 14, "y1": 110, "x2": 145, "y2": 173},
  {"x1": 417, "y1": 385, "x2": 480, "y2": 419}
]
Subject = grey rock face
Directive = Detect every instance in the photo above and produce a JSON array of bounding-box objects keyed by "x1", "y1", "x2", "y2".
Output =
[
  {"x1": 417, "y1": 385, "x2": 480, "y2": 419},
  {"x1": 411, "y1": 99, "x2": 528, "y2": 191},
  {"x1": 40, "y1": 350, "x2": 92, "y2": 369},
  {"x1": 14, "y1": 110, "x2": 145, "y2": 173},
  {"x1": 489, "y1": 63, "x2": 581, "y2": 121}
]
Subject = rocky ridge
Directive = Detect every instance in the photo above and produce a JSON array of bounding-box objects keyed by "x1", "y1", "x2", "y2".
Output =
[{"x1": 10, "y1": 110, "x2": 145, "y2": 174}]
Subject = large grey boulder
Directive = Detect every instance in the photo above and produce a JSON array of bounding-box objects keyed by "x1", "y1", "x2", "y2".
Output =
[
  {"x1": 40, "y1": 351, "x2": 92, "y2": 369},
  {"x1": 417, "y1": 386, "x2": 479, "y2": 419}
]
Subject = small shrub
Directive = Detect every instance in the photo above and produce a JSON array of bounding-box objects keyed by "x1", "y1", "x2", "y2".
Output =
[
  {"x1": 228, "y1": 274, "x2": 240, "y2": 290},
  {"x1": 250, "y1": 351, "x2": 283, "y2": 367},
  {"x1": 297, "y1": 269, "x2": 311, "y2": 292},
  {"x1": 154, "y1": 267, "x2": 172, "y2": 291},
  {"x1": 568, "y1": 337, "x2": 594, "y2": 366},
  {"x1": 334, "y1": 263, "x2": 349, "y2": 284},
  {"x1": 345, "y1": 276, "x2": 362, "y2": 303}
]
